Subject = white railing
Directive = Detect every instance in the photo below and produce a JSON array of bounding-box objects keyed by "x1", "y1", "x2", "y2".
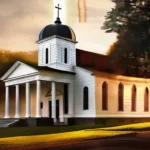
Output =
[{"x1": 4, "y1": 119, "x2": 19, "y2": 127}]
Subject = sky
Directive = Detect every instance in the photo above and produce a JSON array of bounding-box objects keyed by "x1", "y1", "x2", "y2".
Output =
[{"x1": 0, "y1": 0, "x2": 117, "y2": 55}]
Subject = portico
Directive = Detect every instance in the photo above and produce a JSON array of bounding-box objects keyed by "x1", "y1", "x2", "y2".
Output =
[{"x1": 1, "y1": 61, "x2": 75, "y2": 123}]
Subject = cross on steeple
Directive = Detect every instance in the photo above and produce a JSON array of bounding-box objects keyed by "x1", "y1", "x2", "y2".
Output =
[
  {"x1": 55, "y1": 4, "x2": 62, "y2": 24},
  {"x1": 55, "y1": 4, "x2": 61, "y2": 18}
]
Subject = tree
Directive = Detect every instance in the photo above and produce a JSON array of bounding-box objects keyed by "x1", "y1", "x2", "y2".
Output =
[{"x1": 102, "y1": 0, "x2": 150, "y2": 77}]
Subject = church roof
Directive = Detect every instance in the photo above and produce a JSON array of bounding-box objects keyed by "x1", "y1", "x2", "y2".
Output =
[
  {"x1": 38, "y1": 4, "x2": 76, "y2": 42},
  {"x1": 0, "y1": 48, "x2": 118, "y2": 81},
  {"x1": 23, "y1": 62, "x2": 76, "y2": 75},
  {"x1": 76, "y1": 49, "x2": 111, "y2": 73},
  {"x1": 23, "y1": 49, "x2": 111, "y2": 76},
  {"x1": 39, "y1": 24, "x2": 76, "y2": 42},
  {"x1": 1, "y1": 61, "x2": 76, "y2": 80}
]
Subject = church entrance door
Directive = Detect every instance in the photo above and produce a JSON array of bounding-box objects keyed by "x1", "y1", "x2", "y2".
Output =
[{"x1": 49, "y1": 100, "x2": 60, "y2": 119}]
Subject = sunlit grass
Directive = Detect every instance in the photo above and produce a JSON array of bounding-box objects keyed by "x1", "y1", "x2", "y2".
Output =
[
  {"x1": 0, "y1": 130, "x2": 133, "y2": 150},
  {"x1": 101, "y1": 122, "x2": 150, "y2": 131},
  {"x1": 1, "y1": 122, "x2": 150, "y2": 149}
]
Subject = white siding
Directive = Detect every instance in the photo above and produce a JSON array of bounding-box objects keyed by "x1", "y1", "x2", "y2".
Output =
[
  {"x1": 74, "y1": 67, "x2": 96, "y2": 117},
  {"x1": 95, "y1": 74, "x2": 150, "y2": 118},
  {"x1": 37, "y1": 37, "x2": 76, "y2": 72},
  {"x1": 38, "y1": 45, "x2": 43, "y2": 65}
]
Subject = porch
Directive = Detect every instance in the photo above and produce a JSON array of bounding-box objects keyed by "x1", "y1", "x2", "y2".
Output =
[{"x1": 1, "y1": 61, "x2": 75, "y2": 124}]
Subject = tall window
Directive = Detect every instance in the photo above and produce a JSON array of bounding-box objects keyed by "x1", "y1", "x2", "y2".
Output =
[
  {"x1": 83, "y1": 86, "x2": 89, "y2": 110},
  {"x1": 64, "y1": 48, "x2": 68, "y2": 63},
  {"x1": 118, "y1": 83, "x2": 124, "y2": 111},
  {"x1": 63, "y1": 84, "x2": 68, "y2": 114},
  {"x1": 131, "y1": 84, "x2": 136, "y2": 111},
  {"x1": 144, "y1": 87, "x2": 149, "y2": 112},
  {"x1": 46, "y1": 48, "x2": 48, "y2": 64},
  {"x1": 102, "y1": 82, "x2": 108, "y2": 110}
]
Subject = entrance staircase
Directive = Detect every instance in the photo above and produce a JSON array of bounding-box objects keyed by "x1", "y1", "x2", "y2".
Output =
[
  {"x1": 0, "y1": 118, "x2": 69, "y2": 127},
  {"x1": 0, "y1": 119, "x2": 19, "y2": 127},
  {"x1": 54, "y1": 121, "x2": 66, "y2": 126},
  {"x1": 54, "y1": 118, "x2": 67, "y2": 126}
]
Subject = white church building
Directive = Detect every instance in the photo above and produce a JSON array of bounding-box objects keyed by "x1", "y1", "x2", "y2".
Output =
[{"x1": 1, "y1": 5, "x2": 150, "y2": 126}]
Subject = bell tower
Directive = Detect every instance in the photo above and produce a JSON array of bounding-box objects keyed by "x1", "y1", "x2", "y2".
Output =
[{"x1": 36, "y1": 4, "x2": 77, "y2": 72}]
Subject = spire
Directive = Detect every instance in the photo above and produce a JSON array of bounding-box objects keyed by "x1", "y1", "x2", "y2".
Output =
[{"x1": 55, "y1": 4, "x2": 62, "y2": 24}]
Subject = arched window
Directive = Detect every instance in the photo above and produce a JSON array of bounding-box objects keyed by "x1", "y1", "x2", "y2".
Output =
[
  {"x1": 118, "y1": 83, "x2": 124, "y2": 111},
  {"x1": 46, "y1": 48, "x2": 48, "y2": 64},
  {"x1": 102, "y1": 82, "x2": 108, "y2": 110},
  {"x1": 64, "y1": 48, "x2": 68, "y2": 63},
  {"x1": 144, "y1": 87, "x2": 149, "y2": 112},
  {"x1": 83, "y1": 86, "x2": 89, "y2": 110},
  {"x1": 131, "y1": 84, "x2": 136, "y2": 111}
]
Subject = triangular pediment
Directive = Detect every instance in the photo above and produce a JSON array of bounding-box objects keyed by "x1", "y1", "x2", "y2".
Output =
[{"x1": 1, "y1": 61, "x2": 39, "y2": 80}]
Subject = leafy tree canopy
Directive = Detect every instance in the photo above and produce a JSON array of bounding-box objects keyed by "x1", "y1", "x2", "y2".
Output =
[{"x1": 102, "y1": 0, "x2": 150, "y2": 77}]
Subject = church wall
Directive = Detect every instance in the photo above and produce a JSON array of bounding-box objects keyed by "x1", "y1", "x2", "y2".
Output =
[
  {"x1": 40, "y1": 81, "x2": 49, "y2": 117},
  {"x1": 38, "y1": 39, "x2": 54, "y2": 66},
  {"x1": 55, "y1": 38, "x2": 76, "y2": 66},
  {"x1": 9, "y1": 86, "x2": 15, "y2": 118},
  {"x1": 30, "y1": 82, "x2": 36, "y2": 117},
  {"x1": 19, "y1": 84, "x2": 26, "y2": 117},
  {"x1": 95, "y1": 72, "x2": 150, "y2": 118},
  {"x1": 53, "y1": 38, "x2": 76, "y2": 71},
  {"x1": 74, "y1": 67, "x2": 96, "y2": 117},
  {"x1": 38, "y1": 46, "x2": 43, "y2": 66}
]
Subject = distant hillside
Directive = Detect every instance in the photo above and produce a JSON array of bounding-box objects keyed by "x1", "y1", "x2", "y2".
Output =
[{"x1": 0, "y1": 49, "x2": 38, "y2": 77}]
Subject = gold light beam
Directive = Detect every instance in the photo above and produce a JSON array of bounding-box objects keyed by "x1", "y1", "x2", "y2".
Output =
[
  {"x1": 54, "y1": 0, "x2": 66, "y2": 23},
  {"x1": 78, "y1": 0, "x2": 86, "y2": 23}
]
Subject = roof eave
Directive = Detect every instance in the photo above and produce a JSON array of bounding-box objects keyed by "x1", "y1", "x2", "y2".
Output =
[
  {"x1": 1, "y1": 61, "x2": 21, "y2": 80},
  {"x1": 36, "y1": 35, "x2": 78, "y2": 44}
]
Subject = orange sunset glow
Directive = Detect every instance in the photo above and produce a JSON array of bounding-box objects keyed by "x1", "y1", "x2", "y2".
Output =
[{"x1": 0, "y1": 0, "x2": 117, "y2": 54}]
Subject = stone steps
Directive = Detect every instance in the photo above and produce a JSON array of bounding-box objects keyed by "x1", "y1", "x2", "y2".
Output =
[
  {"x1": 54, "y1": 121, "x2": 66, "y2": 126},
  {"x1": 0, "y1": 118, "x2": 67, "y2": 127},
  {"x1": 0, "y1": 119, "x2": 19, "y2": 127}
]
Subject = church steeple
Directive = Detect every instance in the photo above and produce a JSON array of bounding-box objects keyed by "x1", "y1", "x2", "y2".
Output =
[
  {"x1": 54, "y1": 4, "x2": 62, "y2": 24},
  {"x1": 37, "y1": 3, "x2": 77, "y2": 72}
]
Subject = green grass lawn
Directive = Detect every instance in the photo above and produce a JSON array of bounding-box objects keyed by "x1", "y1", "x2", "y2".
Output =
[
  {"x1": 1, "y1": 122, "x2": 150, "y2": 150},
  {"x1": 1, "y1": 122, "x2": 150, "y2": 139},
  {"x1": 101, "y1": 122, "x2": 150, "y2": 131},
  {"x1": 0, "y1": 124, "x2": 107, "y2": 138}
]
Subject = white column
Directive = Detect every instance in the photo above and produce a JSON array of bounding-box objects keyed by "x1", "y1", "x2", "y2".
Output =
[
  {"x1": 68, "y1": 83, "x2": 74, "y2": 117},
  {"x1": 4, "y1": 86, "x2": 9, "y2": 118},
  {"x1": 25, "y1": 82, "x2": 30, "y2": 118},
  {"x1": 59, "y1": 97, "x2": 64, "y2": 122},
  {"x1": 15, "y1": 85, "x2": 20, "y2": 118},
  {"x1": 52, "y1": 81, "x2": 56, "y2": 122},
  {"x1": 36, "y1": 80, "x2": 41, "y2": 118}
]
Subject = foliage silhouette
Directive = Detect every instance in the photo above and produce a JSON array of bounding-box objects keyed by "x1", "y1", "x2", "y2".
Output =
[{"x1": 0, "y1": 49, "x2": 38, "y2": 77}]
